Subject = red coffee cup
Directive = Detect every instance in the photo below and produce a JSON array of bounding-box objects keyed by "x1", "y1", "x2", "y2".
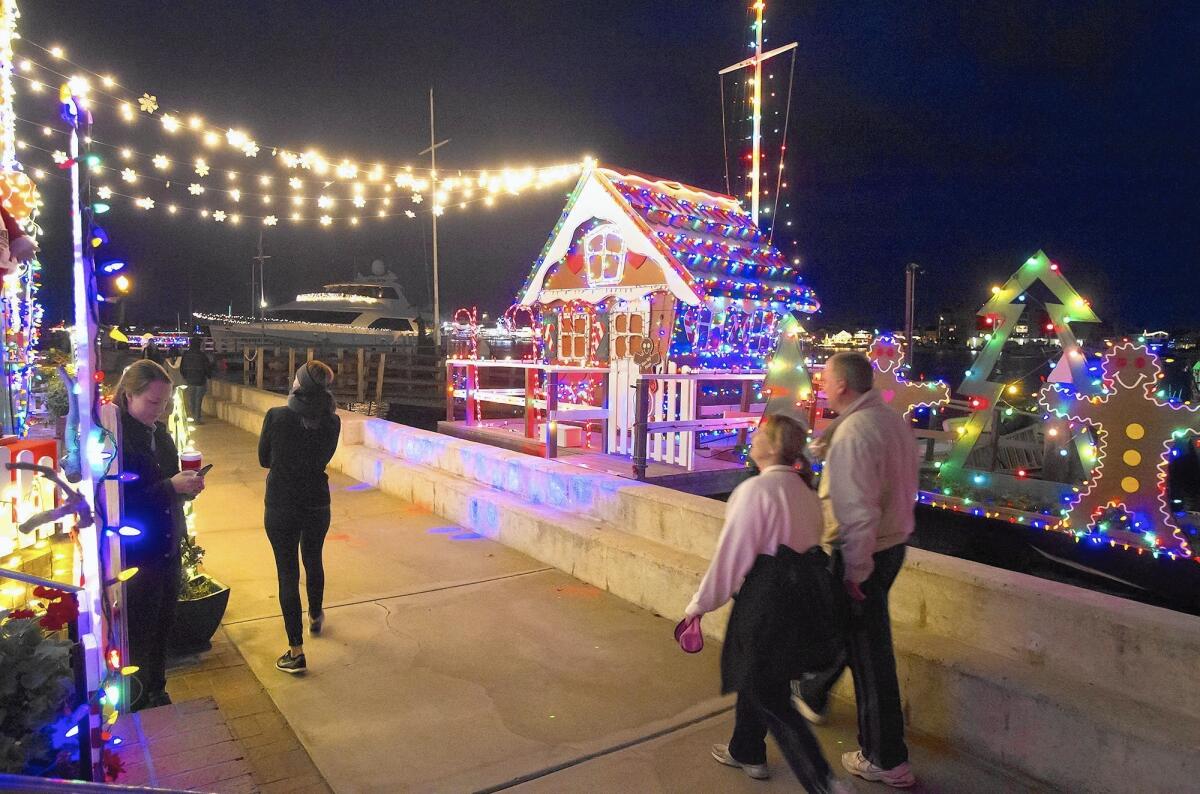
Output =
[{"x1": 180, "y1": 450, "x2": 202, "y2": 472}]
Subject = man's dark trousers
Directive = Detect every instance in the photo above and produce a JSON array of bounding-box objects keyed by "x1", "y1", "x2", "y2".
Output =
[{"x1": 798, "y1": 543, "x2": 908, "y2": 769}]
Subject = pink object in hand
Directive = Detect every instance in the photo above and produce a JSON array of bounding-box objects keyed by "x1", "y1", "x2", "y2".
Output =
[
  {"x1": 180, "y1": 450, "x2": 202, "y2": 471},
  {"x1": 674, "y1": 615, "x2": 703, "y2": 654}
]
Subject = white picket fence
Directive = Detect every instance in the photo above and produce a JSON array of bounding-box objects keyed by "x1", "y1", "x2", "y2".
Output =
[
  {"x1": 609, "y1": 360, "x2": 701, "y2": 470},
  {"x1": 0, "y1": 444, "x2": 62, "y2": 557}
]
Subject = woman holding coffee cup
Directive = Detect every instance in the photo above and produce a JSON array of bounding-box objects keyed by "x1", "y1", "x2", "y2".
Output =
[
  {"x1": 258, "y1": 361, "x2": 341, "y2": 674},
  {"x1": 116, "y1": 360, "x2": 206, "y2": 711}
]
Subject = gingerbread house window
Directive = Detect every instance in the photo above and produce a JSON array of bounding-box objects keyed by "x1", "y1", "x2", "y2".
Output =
[
  {"x1": 582, "y1": 224, "x2": 626, "y2": 286},
  {"x1": 558, "y1": 312, "x2": 592, "y2": 365},
  {"x1": 610, "y1": 311, "x2": 646, "y2": 359}
]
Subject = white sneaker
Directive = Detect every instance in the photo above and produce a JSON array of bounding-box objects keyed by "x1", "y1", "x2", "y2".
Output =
[
  {"x1": 841, "y1": 750, "x2": 915, "y2": 788},
  {"x1": 711, "y1": 743, "x2": 770, "y2": 780},
  {"x1": 792, "y1": 692, "x2": 828, "y2": 725}
]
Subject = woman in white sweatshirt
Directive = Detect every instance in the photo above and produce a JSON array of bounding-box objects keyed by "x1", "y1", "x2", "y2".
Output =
[{"x1": 685, "y1": 414, "x2": 849, "y2": 794}]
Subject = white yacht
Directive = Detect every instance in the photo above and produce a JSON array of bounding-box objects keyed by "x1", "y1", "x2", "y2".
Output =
[{"x1": 200, "y1": 261, "x2": 426, "y2": 352}]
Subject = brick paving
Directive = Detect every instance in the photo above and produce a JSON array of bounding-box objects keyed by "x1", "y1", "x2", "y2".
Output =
[{"x1": 112, "y1": 629, "x2": 331, "y2": 793}]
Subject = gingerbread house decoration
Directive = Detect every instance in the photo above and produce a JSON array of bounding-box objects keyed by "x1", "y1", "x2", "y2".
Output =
[{"x1": 516, "y1": 164, "x2": 819, "y2": 460}]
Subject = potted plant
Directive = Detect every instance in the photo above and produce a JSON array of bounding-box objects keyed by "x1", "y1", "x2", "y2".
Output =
[
  {"x1": 0, "y1": 615, "x2": 74, "y2": 775},
  {"x1": 42, "y1": 370, "x2": 70, "y2": 440},
  {"x1": 169, "y1": 534, "x2": 231, "y2": 654}
]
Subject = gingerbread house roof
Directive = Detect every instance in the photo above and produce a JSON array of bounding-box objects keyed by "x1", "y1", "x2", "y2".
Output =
[{"x1": 516, "y1": 165, "x2": 819, "y2": 315}]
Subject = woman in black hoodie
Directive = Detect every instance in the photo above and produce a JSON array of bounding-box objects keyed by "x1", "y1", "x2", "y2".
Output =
[{"x1": 258, "y1": 361, "x2": 341, "y2": 673}]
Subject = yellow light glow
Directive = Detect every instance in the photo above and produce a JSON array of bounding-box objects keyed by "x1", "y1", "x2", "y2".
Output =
[
  {"x1": 49, "y1": 45, "x2": 65, "y2": 59},
  {"x1": 117, "y1": 567, "x2": 139, "y2": 582},
  {"x1": 261, "y1": 195, "x2": 272, "y2": 204},
  {"x1": 168, "y1": 204, "x2": 178, "y2": 214},
  {"x1": 203, "y1": 131, "x2": 221, "y2": 147},
  {"x1": 291, "y1": 211, "x2": 301, "y2": 221},
  {"x1": 319, "y1": 215, "x2": 332, "y2": 226},
  {"x1": 258, "y1": 174, "x2": 271, "y2": 186},
  {"x1": 29, "y1": 80, "x2": 44, "y2": 93},
  {"x1": 120, "y1": 148, "x2": 132, "y2": 160},
  {"x1": 115, "y1": 275, "x2": 130, "y2": 292},
  {"x1": 161, "y1": 114, "x2": 181, "y2": 133},
  {"x1": 18, "y1": 59, "x2": 32, "y2": 72},
  {"x1": 188, "y1": 115, "x2": 203, "y2": 129}
]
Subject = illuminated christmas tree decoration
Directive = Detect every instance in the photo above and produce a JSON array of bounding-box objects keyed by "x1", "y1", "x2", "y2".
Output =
[
  {"x1": 867, "y1": 335, "x2": 950, "y2": 419},
  {"x1": 940, "y1": 251, "x2": 1100, "y2": 483}
]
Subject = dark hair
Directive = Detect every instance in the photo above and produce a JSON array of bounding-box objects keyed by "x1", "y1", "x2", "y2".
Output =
[
  {"x1": 827, "y1": 352, "x2": 873, "y2": 394},
  {"x1": 115, "y1": 360, "x2": 172, "y2": 410}
]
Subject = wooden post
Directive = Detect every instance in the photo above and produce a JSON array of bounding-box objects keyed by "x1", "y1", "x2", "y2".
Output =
[
  {"x1": 989, "y1": 408, "x2": 1001, "y2": 471},
  {"x1": 632, "y1": 375, "x2": 650, "y2": 480},
  {"x1": 255, "y1": 346, "x2": 265, "y2": 390},
  {"x1": 524, "y1": 368, "x2": 537, "y2": 438},
  {"x1": 544, "y1": 370, "x2": 559, "y2": 458},
  {"x1": 445, "y1": 361, "x2": 455, "y2": 422},
  {"x1": 306, "y1": 347, "x2": 314, "y2": 363},
  {"x1": 356, "y1": 349, "x2": 366, "y2": 403},
  {"x1": 288, "y1": 348, "x2": 296, "y2": 381},
  {"x1": 601, "y1": 369, "x2": 610, "y2": 454},
  {"x1": 376, "y1": 352, "x2": 387, "y2": 406},
  {"x1": 735, "y1": 379, "x2": 753, "y2": 448},
  {"x1": 242, "y1": 347, "x2": 250, "y2": 386}
]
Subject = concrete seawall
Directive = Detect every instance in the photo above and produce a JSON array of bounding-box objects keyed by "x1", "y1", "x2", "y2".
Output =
[{"x1": 206, "y1": 381, "x2": 1200, "y2": 792}]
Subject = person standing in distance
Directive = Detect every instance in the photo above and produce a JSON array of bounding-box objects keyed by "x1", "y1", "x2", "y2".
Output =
[
  {"x1": 258, "y1": 361, "x2": 341, "y2": 674},
  {"x1": 794, "y1": 352, "x2": 919, "y2": 788},
  {"x1": 179, "y1": 336, "x2": 213, "y2": 424}
]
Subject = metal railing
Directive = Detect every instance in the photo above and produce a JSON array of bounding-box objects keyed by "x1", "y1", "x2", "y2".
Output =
[{"x1": 0, "y1": 774, "x2": 190, "y2": 793}]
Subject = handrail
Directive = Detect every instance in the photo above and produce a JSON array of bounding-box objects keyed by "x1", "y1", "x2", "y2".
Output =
[
  {"x1": 0, "y1": 567, "x2": 83, "y2": 592},
  {"x1": 0, "y1": 774, "x2": 190, "y2": 793}
]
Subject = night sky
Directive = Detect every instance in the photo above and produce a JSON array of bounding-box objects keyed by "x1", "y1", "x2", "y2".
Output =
[{"x1": 15, "y1": 1, "x2": 1199, "y2": 330}]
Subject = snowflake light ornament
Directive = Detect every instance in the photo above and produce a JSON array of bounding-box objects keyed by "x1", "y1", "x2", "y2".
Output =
[
  {"x1": 352, "y1": 195, "x2": 366, "y2": 209},
  {"x1": 160, "y1": 114, "x2": 180, "y2": 132},
  {"x1": 152, "y1": 154, "x2": 170, "y2": 170},
  {"x1": 120, "y1": 168, "x2": 137, "y2": 183},
  {"x1": 135, "y1": 197, "x2": 155, "y2": 210},
  {"x1": 194, "y1": 159, "x2": 210, "y2": 177},
  {"x1": 404, "y1": 210, "x2": 415, "y2": 219},
  {"x1": 411, "y1": 193, "x2": 423, "y2": 204},
  {"x1": 212, "y1": 210, "x2": 227, "y2": 222},
  {"x1": 263, "y1": 215, "x2": 278, "y2": 226},
  {"x1": 96, "y1": 186, "x2": 113, "y2": 200},
  {"x1": 138, "y1": 93, "x2": 158, "y2": 114},
  {"x1": 242, "y1": 141, "x2": 260, "y2": 158},
  {"x1": 52, "y1": 150, "x2": 68, "y2": 165},
  {"x1": 288, "y1": 177, "x2": 303, "y2": 190},
  {"x1": 319, "y1": 215, "x2": 332, "y2": 226},
  {"x1": 188, "y1": 183, "x2": 205, "y2": 195}
]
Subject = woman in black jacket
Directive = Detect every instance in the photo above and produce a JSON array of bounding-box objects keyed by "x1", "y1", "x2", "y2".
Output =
[
  {"x1": 258, "y1": 361, "x2": 341, "y2": 674},
  {"x1": 117, "y1": 360, "x2": 206, "y2": 711}
]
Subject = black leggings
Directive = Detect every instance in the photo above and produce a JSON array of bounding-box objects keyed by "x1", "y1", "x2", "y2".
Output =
[
  {"x1": 125, "y1": 552, "x2": 181, "y2": 708},
  {"x1": 265, "y1": 504, "x2": 331, "y2": 647},
  {"x1": 729, "y1": 675, "x2": 833, "y2": 792}
]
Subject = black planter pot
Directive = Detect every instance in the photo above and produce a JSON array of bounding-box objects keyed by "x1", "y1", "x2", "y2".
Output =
[{"x1": 170, "y1": 575, "x2": 231, "y2": 654}]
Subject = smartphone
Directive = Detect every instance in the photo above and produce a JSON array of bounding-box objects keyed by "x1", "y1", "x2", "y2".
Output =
[{"x1": 196, "y1": 463, "x2": 214, "y2": 477}]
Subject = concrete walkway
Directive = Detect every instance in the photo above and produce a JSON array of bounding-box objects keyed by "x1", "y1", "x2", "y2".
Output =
[{"x1": 190, "y1": 420, "x2": 1045, "y2": 793}]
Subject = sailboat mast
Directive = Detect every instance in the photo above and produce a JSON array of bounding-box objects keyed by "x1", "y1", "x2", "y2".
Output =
[{"x1": 750, "y1": 1, "x2": 764, "y2": 224}]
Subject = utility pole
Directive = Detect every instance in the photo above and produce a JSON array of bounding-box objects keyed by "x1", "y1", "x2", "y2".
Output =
[
  {"x1": 419, "y1": 88, "x2": 450, "y2": 349},
  {"x1": 718, "y1": 3, "x2": 797, "y2": 226},
  {"x1": 905, "y1": 262, "x2": 920, "y2": 372}
]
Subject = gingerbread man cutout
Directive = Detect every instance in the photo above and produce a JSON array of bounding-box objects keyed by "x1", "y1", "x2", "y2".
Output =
[
  {"x1": 868, "y1": 336, "x2": 950, "y2": 420},
  {"x1": 1038, "y1": 343, "x2": 1200, "y2": 557}
]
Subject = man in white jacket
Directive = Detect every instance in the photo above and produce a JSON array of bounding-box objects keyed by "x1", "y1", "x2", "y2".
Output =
[{"x1": 793, "y1": 352, "x2": 919, "y2": 789}]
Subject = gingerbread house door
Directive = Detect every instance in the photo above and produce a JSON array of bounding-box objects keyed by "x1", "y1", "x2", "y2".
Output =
[{"x1": 607, "y1": 301, "x2": 649, "y2": 454}]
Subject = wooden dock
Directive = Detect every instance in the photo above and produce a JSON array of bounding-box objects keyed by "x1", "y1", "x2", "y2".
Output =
[{"x1": 437, "y1": 418, "x2": 751, "y2": 496}]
